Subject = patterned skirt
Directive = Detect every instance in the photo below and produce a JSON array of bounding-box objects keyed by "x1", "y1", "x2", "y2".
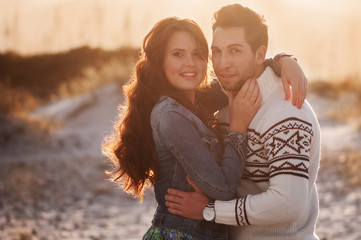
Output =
[{"x1": 143, "y1": 226, "x2": 199, "y2": 240}]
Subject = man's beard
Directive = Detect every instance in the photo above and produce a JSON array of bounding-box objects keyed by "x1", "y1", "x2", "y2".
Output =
[
  {"x1": 220, "y1": 80, "x2": 244, "y2": 92},
  {"x1": 217, "y1": 62, "x2": 257, "y2": 92},
  {"x1": 219, "y1": 73, "x2": 255, "y2": 92}
]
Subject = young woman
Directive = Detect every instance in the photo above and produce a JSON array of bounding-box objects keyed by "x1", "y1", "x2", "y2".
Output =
[{"x1": 102, "y1": 17, "x2": 307, "y2": 240}]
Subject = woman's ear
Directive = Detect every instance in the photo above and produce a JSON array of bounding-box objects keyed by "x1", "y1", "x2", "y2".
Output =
[{"x1": 255, "y1": 45, "x2": 267, "y2": 66}]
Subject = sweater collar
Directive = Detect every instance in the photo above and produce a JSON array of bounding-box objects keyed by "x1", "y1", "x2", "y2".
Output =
[{"x1": 256, "y1": 66, "x2": 281, "y2": 105}]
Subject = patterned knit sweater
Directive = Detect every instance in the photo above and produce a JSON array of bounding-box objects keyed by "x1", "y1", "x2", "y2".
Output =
[{"x1": 215, "y1": 67, "x2": 321, "y2": 240}]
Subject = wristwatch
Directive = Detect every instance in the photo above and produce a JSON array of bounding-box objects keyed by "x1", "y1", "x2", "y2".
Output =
[{"x1": 202, "y1": 200, "x2": 215, "y2": 222}]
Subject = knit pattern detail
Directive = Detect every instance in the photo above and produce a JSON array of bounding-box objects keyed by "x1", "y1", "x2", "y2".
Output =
[
  {"x1": 244, "y1": 117, "x2": 313, "y2": 182},
  {"x1": 235, "y1": 196, "x2": 250, "y2": 226}
]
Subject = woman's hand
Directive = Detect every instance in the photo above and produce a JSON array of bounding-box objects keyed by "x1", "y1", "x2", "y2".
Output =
[
  {"x1": 228, "y1": 78, "x2": 261, "y2": 133},
  {"x1": 279, "y1": 57, "x2": 308, "y2": 109}
]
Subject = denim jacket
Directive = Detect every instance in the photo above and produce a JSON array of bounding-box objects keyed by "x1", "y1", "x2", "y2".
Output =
[{"x1": 149, "y1": 96, "x2": 247, "y2": 240}]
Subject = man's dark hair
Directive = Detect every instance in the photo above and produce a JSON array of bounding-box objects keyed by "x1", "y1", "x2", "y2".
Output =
[{"x1": 212, "y1": 4, "x2": 268, "y2": 53}]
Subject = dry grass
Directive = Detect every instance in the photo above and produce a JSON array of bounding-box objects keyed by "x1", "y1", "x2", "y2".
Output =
[
  {"x1": 0, "y1": 46, "x2": 139, "y2": 115},
  {"x1": 0, "y1": 82, "x2": 40, "y2": 114},
  {"x1": 310, "y1": 78, "x2": 361, "y2": 128},
  {"x1": 310, "y1": 78, "x2": 360, "y2": 95},
  {"x1": 338, "y1": 150, "x2": 361, "y2": 188},
  {"x1": 310, "y1": 77, "x2": 361, "y2": 102},
  {"x1": 310, "y1": 79, "x2": 361, "y2": 189},
  {"x1": 0, "y1": 46, "x2": 139, "y2": 134},
  {"x1": 322, "y1": 149, "x2": 361, "y2": 190}
]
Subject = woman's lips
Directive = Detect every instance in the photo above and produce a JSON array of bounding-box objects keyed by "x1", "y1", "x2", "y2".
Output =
[{"x1": 180, "y1": 72, "x2": 197, "y2": 79}]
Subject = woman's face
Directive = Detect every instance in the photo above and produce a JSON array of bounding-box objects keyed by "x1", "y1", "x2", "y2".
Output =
[{"x1": 163, "y1": 31, "x2": 207, "y2": 99}]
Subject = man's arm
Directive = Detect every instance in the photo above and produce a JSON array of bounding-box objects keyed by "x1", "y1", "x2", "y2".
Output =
[
  {"x1": 166, "y1": 116, "x2": 314, "y2": 226},
  {"x1": 165, "y1": 176, "x2": 208, "y2": 220},
  {"x1": 166, "y1": 172, "x2": 309, "y2": 225}
]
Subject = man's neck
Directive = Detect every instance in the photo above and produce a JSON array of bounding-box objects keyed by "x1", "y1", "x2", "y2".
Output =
[
  {"x1": 254, "y1": 64, "x2": 266, "y2": 79},
  {"x1": 255, "y1": 66, "x2": 283, "y2": 106}
]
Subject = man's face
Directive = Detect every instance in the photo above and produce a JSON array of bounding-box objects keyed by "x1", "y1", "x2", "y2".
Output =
[{"x1": 211, "y1": 27, "x2": 257, "y2": 91}]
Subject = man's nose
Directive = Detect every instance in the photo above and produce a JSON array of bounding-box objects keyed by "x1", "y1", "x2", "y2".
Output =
[{"x1": 218, "y1": 54, "x2": 230, "y2": 69}]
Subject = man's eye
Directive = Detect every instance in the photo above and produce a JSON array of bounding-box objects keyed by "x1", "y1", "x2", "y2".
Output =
[
  {"x1": 212, "y1": 49, "x2": 220, "y2": 54},
  {"x1": 231, "y1": 49, "x2": 240, "y2": 53}
]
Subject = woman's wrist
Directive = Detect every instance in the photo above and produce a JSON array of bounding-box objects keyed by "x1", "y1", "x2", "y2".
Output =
[
  {"x1": 228, "y1": 125, "x2": 247, "y2": 133},
  {"x1": 273, "y1": 52, "x2": 296, "y2": 62},
  {"x1": 264, "y1": 52, "x2": 297, "y2": 78},
  {"x1": 226, "y1": 130, "x2": 247, "y2": 139}
]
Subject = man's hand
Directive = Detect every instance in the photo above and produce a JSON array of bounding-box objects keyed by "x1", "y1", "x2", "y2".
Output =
[
  {"x1": 279, "y1": 56, "x2": 308, "y2": 109},
  {"x1": 165, "y1": 176, "x2": 208, "y2": 220}
]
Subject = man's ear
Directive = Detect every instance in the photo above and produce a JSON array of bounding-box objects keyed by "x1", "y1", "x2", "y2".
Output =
[{"x1": 255, "y1": 45, "x2": 267, "y2": 66}]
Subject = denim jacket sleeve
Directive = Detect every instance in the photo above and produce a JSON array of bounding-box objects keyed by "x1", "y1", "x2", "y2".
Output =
[{"x1": 157, "y1": 107, "x2": 246, "y2": 200}]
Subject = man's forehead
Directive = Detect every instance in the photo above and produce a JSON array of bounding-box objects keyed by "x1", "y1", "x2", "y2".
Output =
[{"x1": 211, "y1": 26, "x2": 246, "y2": 47}]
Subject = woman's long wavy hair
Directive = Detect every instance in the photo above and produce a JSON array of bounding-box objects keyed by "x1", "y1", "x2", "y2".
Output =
[{"x1": 102, "y1": 17, "x2": 210, "y2": 199}]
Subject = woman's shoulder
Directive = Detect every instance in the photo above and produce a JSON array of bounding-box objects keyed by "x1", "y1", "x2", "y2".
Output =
[
  {"x1": 151, "y1": 96, "x2": 189, "y2": 118},
  {"x1": 154, "y1": 96, "x2": 181, "y2": 110}
]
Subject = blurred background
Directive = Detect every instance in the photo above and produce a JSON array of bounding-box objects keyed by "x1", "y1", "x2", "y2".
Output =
[
  {"x1": 0, "y1": 0, "x2": 360, "y2": 239},
  {"x1": 1, "y1": 0, "x2": 361, "y2": 81}
]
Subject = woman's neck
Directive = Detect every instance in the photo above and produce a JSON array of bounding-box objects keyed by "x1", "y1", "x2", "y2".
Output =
[{"x1": 184, "y1": 90, "x2": 196, "y2": 104}]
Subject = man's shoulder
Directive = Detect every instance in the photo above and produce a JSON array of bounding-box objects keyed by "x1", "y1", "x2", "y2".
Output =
[
  {"x1": 254, "y1": 99, "x2": 319, "y2": 134},
  {"x1": 264, "y1": 96, "x2": 315, "y2": 118}
]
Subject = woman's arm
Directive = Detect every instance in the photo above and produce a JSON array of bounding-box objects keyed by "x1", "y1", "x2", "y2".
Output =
[
  {"x1": 198, "y1": 53, "x2": 308, "y2": 112},
  {"x1": 158, "y1": 109, "x2": 246, "y2": 200},
  {"x1": 160, "y1": 80, "x2": 260, "y2": 201},
  {"x1": 279, "y1": 56, "x2": 308, "y2": 109},
  {"x1": 266, "y1": 53, "x2": 308, "y2": 109}
]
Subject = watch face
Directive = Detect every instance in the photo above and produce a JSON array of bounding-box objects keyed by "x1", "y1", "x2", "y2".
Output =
[{"x1": 203, "y1": 207, "x2": 215, "y2": 221}]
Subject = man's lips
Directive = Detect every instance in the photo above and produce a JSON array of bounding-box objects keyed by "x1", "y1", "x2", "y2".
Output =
[
  {"x1": 219, "y1": 73, "x2": 236, "y2": 78},
  {"x1": 218, "y1": 73, "x2": 237, "y2": 82}
]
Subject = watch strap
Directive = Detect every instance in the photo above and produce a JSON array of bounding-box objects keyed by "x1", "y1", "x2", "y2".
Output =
[{"x1": 203, "y1": 199, "x2": 216, "y2": 222}]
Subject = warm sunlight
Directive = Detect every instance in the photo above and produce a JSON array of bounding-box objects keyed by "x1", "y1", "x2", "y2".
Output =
[
  {"x1": 1, "y1": 0, "x2": 360, "y2": 81},
  {"x1": 1, "y1": 1, "x2": 361, "y2": 239}
]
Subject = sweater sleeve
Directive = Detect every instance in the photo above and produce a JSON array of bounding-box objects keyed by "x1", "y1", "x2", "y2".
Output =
[{"x1": 215, "y1": 117, "x2": 314, "y2": 226}]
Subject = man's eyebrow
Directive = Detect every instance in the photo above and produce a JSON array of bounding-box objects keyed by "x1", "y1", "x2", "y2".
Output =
[
  {"x1": 228, "y1": 43, "x2": 244, "y2": 48},
  {"x1": 211, "y1": 43, "x2": 244, "y2": 49}
]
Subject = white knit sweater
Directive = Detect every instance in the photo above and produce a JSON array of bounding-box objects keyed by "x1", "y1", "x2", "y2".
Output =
[{"x1": 215, "y1": 67, "x2": 321, "y2": 240}]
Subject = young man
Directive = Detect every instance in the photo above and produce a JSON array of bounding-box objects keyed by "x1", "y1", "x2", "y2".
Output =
[{"x1": 165, "y1": 4, "x2": 320, "y2": 239}]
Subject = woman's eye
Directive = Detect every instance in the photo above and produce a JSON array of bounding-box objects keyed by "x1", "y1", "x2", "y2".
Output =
[
  {"x1": 173, "y1": 52, "x2": 183, "y2": 57},
  {"x1": 193, "y1": 51, "x2": 203, "y2": 59}
]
